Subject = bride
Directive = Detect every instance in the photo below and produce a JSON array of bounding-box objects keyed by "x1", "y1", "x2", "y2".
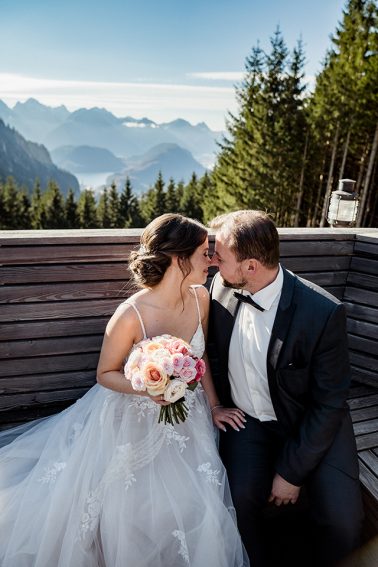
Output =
[{"x1": 0, "y1": 213, "x2": 249, "y2": 567}]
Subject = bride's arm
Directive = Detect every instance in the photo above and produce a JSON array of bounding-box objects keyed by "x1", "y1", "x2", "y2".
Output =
[
  {"x1": 96, "y1": 303, "x2": 168, "y2": 405},
  {"x1": 196, "y1": 287, "x2": 246, "y2": 431}
]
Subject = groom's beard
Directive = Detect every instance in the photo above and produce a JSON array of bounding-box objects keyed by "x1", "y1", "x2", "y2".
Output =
[{"x1": 221, "y1": 268, "x2": 247, "y2": 289}]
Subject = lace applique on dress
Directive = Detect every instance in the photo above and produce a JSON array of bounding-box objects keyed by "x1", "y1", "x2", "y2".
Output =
[
  {"x1": 197, "y1": 462, "x2": 222, "y2": 485},
  {"x1": 166, "y1": 425, "x2": 189, "y2": 452},
  {"x1": 128, "y1": 396, "x2": 158, "y2": 421},
  {"x1": 172, "y1": 530, "x2": 190, "y2": 564},
  {"x1": 37, "y1": 461, "x2": 67, "y2": 484}
]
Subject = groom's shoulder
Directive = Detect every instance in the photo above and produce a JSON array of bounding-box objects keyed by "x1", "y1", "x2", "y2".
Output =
[{"x1": 288, "y1": 269, "x2": 342, "y2": 309}]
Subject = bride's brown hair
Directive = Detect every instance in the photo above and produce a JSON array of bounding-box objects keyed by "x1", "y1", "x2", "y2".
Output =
[{"x1": 129, "y1": 213, "x2": 208, "y2": 288}]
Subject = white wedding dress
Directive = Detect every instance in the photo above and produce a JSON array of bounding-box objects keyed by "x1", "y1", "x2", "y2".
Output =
[{"x1": 0, "y1": 290, "x2": 249, "y2": 567}]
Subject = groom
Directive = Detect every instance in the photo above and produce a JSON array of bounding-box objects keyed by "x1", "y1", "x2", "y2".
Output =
[{"x1": 208, "y1": 210, "x2": 363, "y2": 567}]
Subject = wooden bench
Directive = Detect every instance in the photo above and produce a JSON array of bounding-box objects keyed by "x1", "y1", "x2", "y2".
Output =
[
  {"x1": 344, "y1": 233, "x2": 378, "y2": 539},
  {"x1": 0, "y1": 227, "x2": 377, "y2": 537}
]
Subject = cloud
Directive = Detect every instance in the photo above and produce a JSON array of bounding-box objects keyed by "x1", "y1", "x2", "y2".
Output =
[
  {"x1": 0, "y1": 73, "x2": 237, "y2": 129},
  {"x1": 189, "y1": 72, "x2": 244, "y2": 81}
]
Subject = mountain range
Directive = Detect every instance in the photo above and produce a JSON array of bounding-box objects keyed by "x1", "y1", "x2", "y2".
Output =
[
  {"x1": 0, "y1": 98, "x2": 221, "y2": 194},
  {"x1": 108, "y1": 143, "x2": 206, "y2": 194},
  {"x1": 0, "y1": 119, "x2": 79, "y2": 195}
]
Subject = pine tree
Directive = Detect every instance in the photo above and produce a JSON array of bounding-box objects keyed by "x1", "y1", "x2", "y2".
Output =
[
  {"x1": 165, "y1": 178, "x2": 179, "y2": 213},
  {"x1": 108, "y1": 181, "x2": 121, "y2": 227},
  {"x1": 119, "y1": 177, "x2": 143, "y2": 227},
  {"x1": 65, "y1": 188, "x2": 80, "y2": 228},
  {"x1": 180, "y1": 173, "x2": 203, "y2": 221},
  {"x1": 43, "y1": 180, "x2": 66, "y2": 228},
  {"x1": 140, "y1": 171, "x2": 166, "y2": 224},
  {"x1": 17, "y1": 190, "x2": 31, "y2": 228},
  {"x1": 2, "y1": 177, "x2": 24, "y2": 229},
  {"x1": 78, "y1": 189, "x2": 98, "y2": 228},
  {"x1": 30, "y1": 179, "x2": 47, "y2": 229},
  {"x1": 97, "y1": 188, "x2": 111, "y2": 228},
  {"x1": 213, "y1": 30, "x2": 308, "y2": 225}
]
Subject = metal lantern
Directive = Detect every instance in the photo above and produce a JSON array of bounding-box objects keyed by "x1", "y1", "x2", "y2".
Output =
[{"x1": 327, "y1": 179, "x2": 359, "y2": 227}]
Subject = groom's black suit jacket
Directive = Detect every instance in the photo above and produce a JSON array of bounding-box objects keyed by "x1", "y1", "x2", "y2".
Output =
[{"x1": 209, "y1": 267, "x2": 359, "y2": 486}]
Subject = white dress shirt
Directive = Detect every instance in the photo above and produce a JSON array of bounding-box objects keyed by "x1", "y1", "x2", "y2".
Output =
[{"x1": 228, "y1": 265, "x2": 284, "y2": 421}]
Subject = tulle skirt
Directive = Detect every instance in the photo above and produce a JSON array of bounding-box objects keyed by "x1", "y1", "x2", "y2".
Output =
[{"x1": 0, "y1": 384, "x2": 249, "y2": 567}]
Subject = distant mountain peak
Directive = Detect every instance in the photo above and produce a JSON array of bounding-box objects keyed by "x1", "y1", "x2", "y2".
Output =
[{"x1": 161, "y1": 118, "x2": 192, "y2": 129}]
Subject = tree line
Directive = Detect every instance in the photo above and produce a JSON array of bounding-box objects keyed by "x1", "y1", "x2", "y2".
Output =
[
  {"x1": 0, "y1": 0, "x2": 377, "y2": 229},
  {"x1": 0, "y1": 173, "x2": 215, "y2": 229}
]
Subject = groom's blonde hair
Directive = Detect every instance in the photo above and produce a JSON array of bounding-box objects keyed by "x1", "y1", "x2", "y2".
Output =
[{"x1": 209, "y1": 210, "x2": 279, "y2": 268}]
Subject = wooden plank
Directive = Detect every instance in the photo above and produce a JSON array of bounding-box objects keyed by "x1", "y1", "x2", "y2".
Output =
[
  {"x1": 347, "y1": 384, "x2": 377, "y2": 398},
  {"x1": 348, "y1": 393, "x2": 378, "y2": 410},
  {"x1": 0, "y1": 281, "x2": 130, "y2": 303},
  {"x1": 0, "y1": 298, "x2": 122, "y2": 322},
  {"x1": 279, "y1": 240, "x2": 354, "y2": 257},
  {"x1": 0, "y1": 244, "x2": 132, "y2": 264},
  {"x1": 344, "y1": 302, "x2": 378, "y2": 324},
  {"x1": 351, "y1": 366, "x2": 378, "y2": 387},
  {"x1": 351, "y1": 406, "x2": 378, "y2": 423},
  {"x1": 0, "y1": 370, "x2": 96, "y2": 393},
  {"x1": 349, "y1": 351, "x2": 378, "y2": 372},
  {"x1": 348, "y1": 334, "x2": 378, "y2": 356},
  {"x1": 0, "y1": 335, "x2": 103, "y2": 359},
  {"x1": 0, "y1": 263, "x2": 131, "y2": 285},
  {"x1": 350, "y1": 257, "x2": 378, "y2": 276},
  {"x1": 347, "y1": 271, "x2": 378, "y2": 292},
  {"x1": 0, "y1": 317, "x2": 109, "y2": 341},
  {"x1": 354, "y1": 241, "x2": 378, "y2": 256},
  {"x1": 344, "y1": 287, "x2": 378, "y2": 308},
  {"x1": 0, "y1": 353, "x2": 99, "y2": 377},
  {"x1": 359, "y1": 450, "x2": 378, "y2": 479},
  {"x1": 353, "y1": 419, "x2": 378, "y2": 435},
  {"x1": 0, "y1": 388, "x2": 90, "y2": 411},
  {"x1": 281, "y1": 256, "x2": 351, "y2": 272},
  {"x1": 357, "y1": 432, "x2": 378, "y2": 451},
  {"x1": 347, "y1": 319, "x2": 378, "y2": 340},
  {"x1": 359, "y1": 459, "x2": 378, "y2": 500},
  {"x1": 0, "y1": 230, "x2": 142, "y2": 245},
  {"x1": 0, "y1": 402, "x2": 75, "y2": 426}
]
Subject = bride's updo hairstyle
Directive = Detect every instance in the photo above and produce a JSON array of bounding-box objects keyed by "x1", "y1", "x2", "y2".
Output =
[{"x1": 129, "y1": 213, "x2": 208, "y2": 288}]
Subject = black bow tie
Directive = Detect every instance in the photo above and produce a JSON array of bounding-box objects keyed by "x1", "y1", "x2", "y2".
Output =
[{"x1": 233, "y1": 292, "x2": 265, "y2": 312}]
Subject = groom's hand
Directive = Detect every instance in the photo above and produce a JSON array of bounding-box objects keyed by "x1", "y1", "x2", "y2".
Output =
[{"x1": 268, "y1": 473, "x2": 300, "y2": 506}]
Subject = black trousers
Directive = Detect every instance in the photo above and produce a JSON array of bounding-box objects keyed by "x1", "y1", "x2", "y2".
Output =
[{"x1": 219, "y1": 414, "x2": 364, "y2": 567}]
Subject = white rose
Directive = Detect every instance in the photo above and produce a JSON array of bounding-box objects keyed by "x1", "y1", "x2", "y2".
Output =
[{"x1": 163, "y1": 379, "x2": 187, "y2": 403}]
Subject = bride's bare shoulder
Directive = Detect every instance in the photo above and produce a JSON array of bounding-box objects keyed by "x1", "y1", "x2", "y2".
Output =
[
  {"x1": 191, "y1": 285, "x2": 210, "y2": 316},
  {"x1": 107, "y1": 290, "x2": 149, "y2": 330}
]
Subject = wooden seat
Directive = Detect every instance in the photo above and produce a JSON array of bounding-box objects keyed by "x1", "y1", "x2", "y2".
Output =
[{"x1": 0, "y1": 227, "x2": 377, "y2": 540}]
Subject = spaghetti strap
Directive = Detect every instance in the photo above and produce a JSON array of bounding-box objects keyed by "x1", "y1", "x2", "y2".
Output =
[
  {"x1": 126, "y1": 302, "x2": 147, "y2": 339},
  {"x1": 192, "y1": 286, "x2": 202, "y2": 326}
]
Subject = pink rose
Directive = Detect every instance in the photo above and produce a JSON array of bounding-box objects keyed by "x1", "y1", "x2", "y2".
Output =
[
  {"x1": 167, "y1": 339, "x2": 192, "y2": 356},
  {"x1": 194, "y1": 358, "x2": 206, "y2": 381},
  {"x1": 182, "y1": 356, "x2": 196, "y2": 369},
  {"x1": 172, "y1": 353, "x2": 184, "y2": 375},
  {"x1": 179, "y1": 366, "x2": 198, "y2": 382}
]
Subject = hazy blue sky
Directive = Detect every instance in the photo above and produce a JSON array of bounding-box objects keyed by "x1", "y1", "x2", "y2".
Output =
[{"x1": 0, "y1": 0, "x2": 346, "y2": 129}]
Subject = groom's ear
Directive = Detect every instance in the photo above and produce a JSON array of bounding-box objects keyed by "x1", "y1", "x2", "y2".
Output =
[{"x1": 246, "y1": 259, "x2": 258, "y2": 272}]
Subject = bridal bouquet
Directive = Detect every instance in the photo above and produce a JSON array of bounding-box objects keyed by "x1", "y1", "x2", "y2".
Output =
[{"x1": 124, "y1": 334, "x2": 206, "y2": 425}]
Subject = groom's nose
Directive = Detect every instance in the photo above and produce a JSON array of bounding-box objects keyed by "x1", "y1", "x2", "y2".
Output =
[{"x1": 210, "y1": 254, "x2": 219, "y2": 267}]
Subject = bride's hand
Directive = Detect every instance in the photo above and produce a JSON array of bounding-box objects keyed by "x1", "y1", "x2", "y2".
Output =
[
  {"x1": 146, "y1": 393, "x2": 171, "y2": 406},
  {"x1": 211, "y1": 406, "x2": 246, "y2": 432}
]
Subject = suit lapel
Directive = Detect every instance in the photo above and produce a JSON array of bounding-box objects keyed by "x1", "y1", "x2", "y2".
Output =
[{"x1": 267, "y1": 268, "x2": 297, "y2": 370}]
